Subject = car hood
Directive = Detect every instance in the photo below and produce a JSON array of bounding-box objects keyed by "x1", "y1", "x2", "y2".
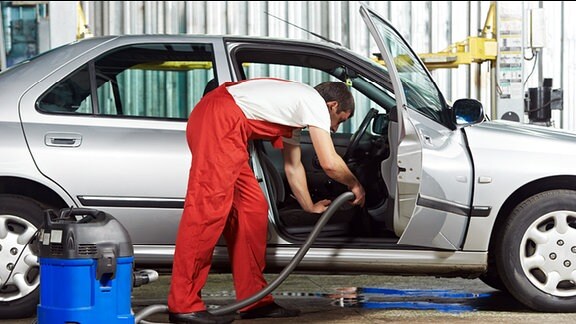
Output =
[{"x1": 463, "y1": 119, "x2": 576, "y2": 155}]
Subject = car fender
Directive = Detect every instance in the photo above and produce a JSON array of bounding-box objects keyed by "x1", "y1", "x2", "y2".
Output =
[{"x1": 462, "y1": 120, "x2": 576, "y2": 250}]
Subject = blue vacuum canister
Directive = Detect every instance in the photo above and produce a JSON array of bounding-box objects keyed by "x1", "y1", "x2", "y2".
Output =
[{"x1": 36, "y1": 208, "x2": 134, "y2": 324}]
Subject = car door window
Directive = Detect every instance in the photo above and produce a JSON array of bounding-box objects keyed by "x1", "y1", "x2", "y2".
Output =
[
  {"x1": 36, "y1": 65, "x2": 92, "y2": 114},
  {"x1": 367, "y1": 11, "x2": 447, "y2": 125},
  {"x1": 36, "y1": 43, "x2": 216, "y2": 120}
]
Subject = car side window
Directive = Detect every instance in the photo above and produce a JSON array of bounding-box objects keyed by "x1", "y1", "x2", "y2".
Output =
[
  {"x1": 36, "y1": 66, "x2": 92, "y2": 114},
  {"x1": 37, "y1": 43, "x2": 216, "y2": 120}
]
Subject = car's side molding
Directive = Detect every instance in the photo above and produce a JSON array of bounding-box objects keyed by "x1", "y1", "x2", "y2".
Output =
[
  {"x1": 78, "y1": 196, "x2": 184, "y2": 209},
  {"x1": 416, "y1": 194, "x2": 491, "y2": 218},
  {"x1": 470, "y1": 206, "x2": 491, "y2": 217}
]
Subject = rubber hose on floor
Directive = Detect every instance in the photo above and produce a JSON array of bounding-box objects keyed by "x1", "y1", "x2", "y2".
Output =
[{"x1": 134, "y1": 191, "x2": 355, "y2": 323}]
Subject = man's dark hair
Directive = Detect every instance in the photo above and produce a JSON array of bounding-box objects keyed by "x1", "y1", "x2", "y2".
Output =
[{"x1": 314, "y1": 81, "x2": 355, "y2": 118}]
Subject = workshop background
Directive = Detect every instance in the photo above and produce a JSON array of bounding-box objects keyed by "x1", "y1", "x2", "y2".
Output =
[{"x1": 1, "y1": 1, "x2": 573, "y2": 130}]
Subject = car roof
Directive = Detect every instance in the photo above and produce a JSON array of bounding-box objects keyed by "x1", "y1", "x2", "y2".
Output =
[{"x1": 0, "y1": 33, "x2": 346, "y2": 93}]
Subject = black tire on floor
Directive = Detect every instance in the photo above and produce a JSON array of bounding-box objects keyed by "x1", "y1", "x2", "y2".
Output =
[
  {"x1": 478, "y1": 257, "x2": 507, "y2": 292},
  {"x1": 495, "y1": 189, "x2": 576, "y2": 312},
  {"x1": 0, "y1": 195, "x2": 45, "y2": 319}
]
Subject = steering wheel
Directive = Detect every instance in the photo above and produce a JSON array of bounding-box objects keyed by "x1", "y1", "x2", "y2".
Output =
[{"x1": 343, "y1": 108, "x2": 379, "y2": 161}]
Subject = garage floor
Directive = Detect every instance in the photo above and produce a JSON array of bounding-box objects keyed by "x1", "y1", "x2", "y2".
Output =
[{"x1": 6, "y1": 273, "x2": 576, "y2": 323}]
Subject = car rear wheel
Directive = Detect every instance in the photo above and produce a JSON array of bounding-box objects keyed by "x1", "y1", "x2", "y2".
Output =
[
  {"x1": 496, "y1": 190, "x2": 576, "y2": 312},
  {"x1": 0, "y1": 195, "x2": 44, "y2": 319}
]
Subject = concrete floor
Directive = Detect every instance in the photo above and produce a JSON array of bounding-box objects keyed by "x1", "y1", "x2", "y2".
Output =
[{"x1": 5, "y1": 272, "x2": 576, "y2": 323}]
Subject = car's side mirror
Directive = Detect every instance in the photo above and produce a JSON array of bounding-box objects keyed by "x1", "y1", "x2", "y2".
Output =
[
  {"x1": 372, "y1": 113, "x2": 389, "y2": 135},
  {"x1": 452, "y1": 98, "x2": 485, "y2": 126}
]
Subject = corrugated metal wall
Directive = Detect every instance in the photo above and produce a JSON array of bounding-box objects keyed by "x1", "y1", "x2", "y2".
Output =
[{"x1": 79, "y1": 1, "x2": 575, "y2": 131}]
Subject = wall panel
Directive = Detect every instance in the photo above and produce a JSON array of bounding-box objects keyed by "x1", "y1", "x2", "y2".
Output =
[{"x1": 78, "y1": 1, "x2": 575, "y2": 131}]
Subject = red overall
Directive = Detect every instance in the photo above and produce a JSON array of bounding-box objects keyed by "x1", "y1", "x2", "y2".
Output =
[{"x1": 168, "y1": 82, "x2": 295, "y2": 313}]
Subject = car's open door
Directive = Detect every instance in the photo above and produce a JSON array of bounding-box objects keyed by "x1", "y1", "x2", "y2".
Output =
[{"x1": 360, "y1": 4, "x2": 474, "y2": 250}]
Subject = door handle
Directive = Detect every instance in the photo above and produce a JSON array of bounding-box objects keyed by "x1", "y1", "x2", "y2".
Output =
[{"x1": 45, "y1": 133, "x2": 82, "y2": 147}]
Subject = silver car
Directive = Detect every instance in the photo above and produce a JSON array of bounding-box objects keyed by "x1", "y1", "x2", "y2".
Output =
[{"x1": 1, "y1": 4, "x2": 575, "y2": 318}]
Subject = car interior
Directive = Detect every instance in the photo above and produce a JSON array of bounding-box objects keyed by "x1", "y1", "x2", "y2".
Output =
[{"x1": 229, "y1": 42, "x2": 400, "y2": 244}]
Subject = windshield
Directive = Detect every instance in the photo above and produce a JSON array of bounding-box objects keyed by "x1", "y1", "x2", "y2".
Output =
[{"x1": 365, "y1": 9, "x2": 446, "y2": 124}]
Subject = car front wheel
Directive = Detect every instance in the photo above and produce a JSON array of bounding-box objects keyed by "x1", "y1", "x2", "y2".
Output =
[
  {"x1": 496, "y1": 189, "x2": 576, "y2": 312},
  {"x1": 0, "y1": 195, "x2": 44, "y2": 319}
]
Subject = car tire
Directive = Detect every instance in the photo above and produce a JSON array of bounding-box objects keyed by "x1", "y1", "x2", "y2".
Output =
[
  {"x1": 478, "y1": 257, "x2": 507, "y2": 292},
  {"x1": 0, "y1": 195, "x2": 44, "y2": 319},
  {"x1": 496, "y1": 189, "x2": 576, "y2": 312}
]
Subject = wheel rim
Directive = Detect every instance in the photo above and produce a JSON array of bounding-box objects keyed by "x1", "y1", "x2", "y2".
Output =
[
  {"x1": 0, "y1": 214, "x2": 40, "y2": 302},
  {"x1": 520, "y1": 210, "x2": 576, "y2": 297}
]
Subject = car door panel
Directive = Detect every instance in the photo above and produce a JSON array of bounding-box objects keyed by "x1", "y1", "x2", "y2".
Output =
[
  {"x1": 19, "y1": 39, "x2": 230, "y2": 245},
  {"x1": 19, "y1": 108, "x2": 189, "y2": 245},
  {"x1": 360, "y1": 4, "x2": 473, "y2": 250},
  {"x1": 397, "y1": 110, "x2": 473, "y2": 249}
]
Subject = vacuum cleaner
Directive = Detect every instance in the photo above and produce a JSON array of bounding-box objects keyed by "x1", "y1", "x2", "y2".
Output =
[
  {"x1": 36, "y1": 191, "x2": 355, "y2": 324},
  {"x1": 36, "y1": 207, "x2": 136, "y2": 324}
]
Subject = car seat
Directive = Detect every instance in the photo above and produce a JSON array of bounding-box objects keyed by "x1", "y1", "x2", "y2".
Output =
[
  {"x1": 203, "y1": 78, "x2": 219, "y2": 96},
  {"x1": 255, "y1": 141, "x2": 354, "y2": 238}
]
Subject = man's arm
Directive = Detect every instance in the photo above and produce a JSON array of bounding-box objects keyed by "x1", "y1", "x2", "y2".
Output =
[
  {"x1": 307, "y1": 126, "x2": 365, "y2": 207},
  {"x1": 282, "y1": 142, "x2": 331, "y2": 213}
]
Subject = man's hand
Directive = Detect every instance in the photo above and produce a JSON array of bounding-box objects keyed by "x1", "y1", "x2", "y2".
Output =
[
  {"x1": 308, "y1": 127, "x2": 366, "y2": 208},
  {"x1": 306, "y1": 199, "x2": 332, "y2": 214},
  {"x1": 349, "y1": 183, "x2": 366, "y2": 207}
]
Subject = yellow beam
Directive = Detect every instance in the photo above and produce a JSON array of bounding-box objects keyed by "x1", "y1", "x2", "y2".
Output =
[
  {"x1": 77, "y1": 1, "x2": 93, "y2": 39},
  {"x1": 417, "y1": 2, "x2": 498, "y2": 70},
  {"x1": 419, "y1": 37, "x2": 497, "y2": 70},
  {"x1": 132, "y1": 61, "x2": 214, "y2": 71}
]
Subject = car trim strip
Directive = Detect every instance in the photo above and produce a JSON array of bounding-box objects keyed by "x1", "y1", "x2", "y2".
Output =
[
  {"x1": 416, "y1": 195, "x2": 469, "y2": 217},
  {"x1": 470, "y1": 206, "x2": 491, "y2": 217},
  {"x1": 78, "y1": 196, "x2": 184, "y2": 209},
  {"x1": 417, "y1": 195, "x2": 491, "y2": 217}
]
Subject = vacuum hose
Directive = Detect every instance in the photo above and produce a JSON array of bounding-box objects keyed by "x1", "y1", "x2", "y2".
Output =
[{"x1": 134, "y1": 191, "x2": 355, "y2": 323}]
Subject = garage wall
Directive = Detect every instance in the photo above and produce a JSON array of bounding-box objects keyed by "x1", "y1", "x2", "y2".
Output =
[{"x1": 78, "y1": 1, "x2": 575, "y2": 131}]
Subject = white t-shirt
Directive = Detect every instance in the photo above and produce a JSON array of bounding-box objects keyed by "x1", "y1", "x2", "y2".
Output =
[{"x1": 226, "y1": 79, "x2": 331, "y2": 144}]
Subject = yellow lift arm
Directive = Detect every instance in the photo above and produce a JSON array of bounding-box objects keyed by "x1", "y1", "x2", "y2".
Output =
[
  {"x1": 77, "y1": 1, "x2": 93, "y2": 39},
  {"x1": 418, "y1": 3, "x2": 497, "y2": 70}
]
